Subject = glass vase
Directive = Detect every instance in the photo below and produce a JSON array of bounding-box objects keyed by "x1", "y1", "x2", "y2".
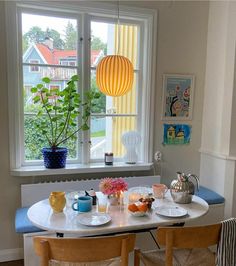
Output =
[{"x1": 108, "y1": 192, "x2": 123, "y2": 206}]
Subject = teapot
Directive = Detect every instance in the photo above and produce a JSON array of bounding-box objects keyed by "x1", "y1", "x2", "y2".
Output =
[{"x1": 170, "y1": 172, "x2": 199, "y2": 204}]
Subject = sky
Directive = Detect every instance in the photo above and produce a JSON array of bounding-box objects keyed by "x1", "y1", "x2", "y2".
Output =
[{"x1": 22, "y1": 13, "x2": 108, "y2": 43}]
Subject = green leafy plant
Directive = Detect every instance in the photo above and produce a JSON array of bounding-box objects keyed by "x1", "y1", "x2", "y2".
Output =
[{"x1": 30, "y1": 75, "x2": 100, "y2": 149}]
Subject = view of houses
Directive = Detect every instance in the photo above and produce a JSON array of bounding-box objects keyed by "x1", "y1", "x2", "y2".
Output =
[{"x1": 23, "y1": 38, "x2": 106, "y2": 160}]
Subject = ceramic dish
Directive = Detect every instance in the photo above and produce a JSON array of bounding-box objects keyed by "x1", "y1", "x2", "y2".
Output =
[
  {"x1": 77, "y1": 212, "x2": 111, "y2": 226},
  {"x1": 155, "y1": 206, "x2": 188, "y2": 218}
]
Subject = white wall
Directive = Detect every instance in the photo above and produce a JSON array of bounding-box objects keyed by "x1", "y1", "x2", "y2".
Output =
[{"x1": 200, "y1": 1, "x2": 236, "y2": 218}]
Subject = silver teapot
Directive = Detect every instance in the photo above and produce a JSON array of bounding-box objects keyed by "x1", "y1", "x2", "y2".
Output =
[{"x1": 170, "y1": 172, "x2": 199, "y2": 204}]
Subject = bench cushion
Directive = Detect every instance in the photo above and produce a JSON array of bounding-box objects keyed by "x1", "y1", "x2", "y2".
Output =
[
  {"x1": 15, "y1": 207, "x2": 44, "y2": 233},
  {"x1": 195, "y1": 186, "x2": 225, "y2": 205}
]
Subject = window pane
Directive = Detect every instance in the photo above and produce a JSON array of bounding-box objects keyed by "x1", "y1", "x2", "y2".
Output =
[
  {"x1": 23, "y1": 66, "x2": 78, "y2": 161},
  {"x1": 22, "y1": 13, "x2": 78, "y2": 66},
  {"x1": 23, "y1": 65, "x2": 77, "y2": 106},
  {"x1": 91, "y1": 21, "x2": 138, "y2": 68},
  {"x1": 91, "y1": 70, "x2": 137, "y2": 114},
  {"x1": 90, "y1": 116, "x2": 137, "y2": 159}
]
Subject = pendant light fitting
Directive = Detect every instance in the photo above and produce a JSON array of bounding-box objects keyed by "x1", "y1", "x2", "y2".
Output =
[{"x1": 96, "y1": 0, "x2": 134, "y2": 97}]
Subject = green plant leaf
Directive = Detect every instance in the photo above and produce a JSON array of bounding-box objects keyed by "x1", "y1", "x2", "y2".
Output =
[
  {"x1": 81, "y1": 124, "x2": 89, "y2": 130},
  {"x1": 37, "y1": 84, "x2": 44, "y2": 89},
  {"x1": 41, "y1": 88, "x2": 49, "y2": 93},
  {"x1": 33, "y1": 95, "x2": 40, "y2": 103},
  {"x1": 31, "y1": 87, "x2": 38, "y2": 93},
  {"x1": 42, "y1": 77, "x2": 50, "y2": 83}
]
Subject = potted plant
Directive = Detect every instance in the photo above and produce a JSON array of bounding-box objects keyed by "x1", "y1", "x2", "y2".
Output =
[{"x1": 30, "y1": 75, "x2": 100, "y2": 168}]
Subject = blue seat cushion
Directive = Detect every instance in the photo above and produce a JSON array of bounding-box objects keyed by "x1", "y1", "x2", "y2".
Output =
[
  {"x1": 15, "y1": 207, "x2": 44, "y2": 233},
  {"x1": 195, "y1": 186, "x2": 225, "y2": 205}
]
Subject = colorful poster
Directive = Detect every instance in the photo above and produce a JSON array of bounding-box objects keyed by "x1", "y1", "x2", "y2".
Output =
[
  {"x1": 163, "y1": 124, "x2": 191, "y2": 145},
  {"x1": 162, "y1": 74, "x2": 194, "y2": 120}
]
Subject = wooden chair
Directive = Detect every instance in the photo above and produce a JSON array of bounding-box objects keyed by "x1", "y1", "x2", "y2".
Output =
[
  {"x1": 34, "y1": 233, "x2": 136, "y2": 266},
  {"x1": 134, "y1": 223, "x2": 222, "y2": 266}
]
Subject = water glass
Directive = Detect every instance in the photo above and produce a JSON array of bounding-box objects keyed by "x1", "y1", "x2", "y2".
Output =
[{"x1": 97, "y1": 194, "x2": 109, "y2": 213}]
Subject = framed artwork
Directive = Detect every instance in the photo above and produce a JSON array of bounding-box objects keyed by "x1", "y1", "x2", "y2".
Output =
[
  {"x1": 163, "y1": 124, "x2": 192, "y2": 145},
  {"x1": 162, "y1": 74, "x2": 195, "y2": 120}
]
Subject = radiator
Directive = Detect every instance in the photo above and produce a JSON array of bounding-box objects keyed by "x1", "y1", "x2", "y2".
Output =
[{"x1": 21, "y1": 175, "x2": 160, "y2": 207}]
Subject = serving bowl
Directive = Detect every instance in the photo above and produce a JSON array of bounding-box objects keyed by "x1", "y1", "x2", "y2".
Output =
[
  {"x1": 128, "y1": 210, "x2": 147, "y2": 217},
  {"x1": 128, "y1": 202, "x2": 148, "y2": 216}
]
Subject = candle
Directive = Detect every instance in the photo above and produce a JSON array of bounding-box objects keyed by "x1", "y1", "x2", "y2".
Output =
[
  {"x1": 119, "y1": 191, "x2": 124, "y2": 205},
  {"x1": 129, "y1": 192, "x2": 141, "y2": 203}
]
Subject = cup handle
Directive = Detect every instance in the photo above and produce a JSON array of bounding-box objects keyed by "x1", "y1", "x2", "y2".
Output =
[{"x1": 72, "y1": 201, "x2": 78, "y2": 211}]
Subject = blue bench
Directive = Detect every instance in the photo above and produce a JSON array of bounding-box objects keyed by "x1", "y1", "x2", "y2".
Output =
[
  {"x1": 195, "y1": 186, "x2": 225, "y2": 205},
  {"x1": 15, "y1": 207, "x2": 44, "y2": 233}
]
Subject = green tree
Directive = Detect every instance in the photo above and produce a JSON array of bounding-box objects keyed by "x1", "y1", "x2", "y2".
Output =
[
  {"x1": 23, "y1": 26, "x2": 64, "y2": 49},
  {"x1": 46, "y1": 28, "x2": 65, "y2": 49},
  {"x1": 24, "y1": 26, "x2": 45, "y2": 44},
  {"x1": 64, "y1": 22, "x2": 77, "y2": 50},
  {"x1": 22, "y1": 35, "x2": 29, "y2": 53},
  {"x1": 91, "y1": 75, "x2": 106, "y2": 113},
  {"x1": 91, "y1": 35, "x2": 107, "y2": 54}
]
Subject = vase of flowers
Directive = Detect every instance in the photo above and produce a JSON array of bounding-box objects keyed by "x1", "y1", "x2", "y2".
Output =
[{"x1": 99, "y1": 178, "x2": 128, "y2": 205}]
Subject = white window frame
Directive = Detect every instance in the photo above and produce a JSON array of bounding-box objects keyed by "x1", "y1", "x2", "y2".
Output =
[{"x1": 5, "y1": 1, "x2": 157, "y2": 176}]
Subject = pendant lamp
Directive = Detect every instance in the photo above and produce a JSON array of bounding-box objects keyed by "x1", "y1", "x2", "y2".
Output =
[{"x1": 96, "y1": 2, "x2": 134, "y2": 97}]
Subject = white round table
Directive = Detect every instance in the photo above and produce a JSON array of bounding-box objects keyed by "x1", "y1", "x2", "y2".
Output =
[{"x1": 27, "y1": 191, "x2": 209, "y2": 237}]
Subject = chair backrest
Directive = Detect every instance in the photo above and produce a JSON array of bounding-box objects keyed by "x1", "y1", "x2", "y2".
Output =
[
  {"x1": 34, "y1": 233, "x2": 136, "y2": 266},
  {"x1": 157, "y1": 223, "x2": 222, "y2": 266}
]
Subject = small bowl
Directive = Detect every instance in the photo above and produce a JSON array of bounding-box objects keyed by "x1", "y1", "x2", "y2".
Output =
[{"x1": 128, "y1": 202, "x2": 148, "y2": 216}]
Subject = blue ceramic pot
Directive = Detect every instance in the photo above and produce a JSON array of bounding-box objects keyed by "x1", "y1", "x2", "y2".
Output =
[{"x1": 42, "y1": 147, "x2": 68, "y2": 169}]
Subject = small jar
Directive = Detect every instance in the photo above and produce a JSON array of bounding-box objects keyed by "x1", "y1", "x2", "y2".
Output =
[{"x1": 105, "y1": 152, "x2": 113, "y2": 165}]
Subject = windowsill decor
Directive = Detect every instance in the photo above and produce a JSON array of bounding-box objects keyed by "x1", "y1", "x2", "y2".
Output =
[
  {"x1": 30, "y1": 75, "x2": 100, "y2": 169},
  {"x1": 99, "y1": 178, "x2": 128, "y2": 205},
  {"x1": 121, "y1": 131, "x2": 141, "y2": 164}
]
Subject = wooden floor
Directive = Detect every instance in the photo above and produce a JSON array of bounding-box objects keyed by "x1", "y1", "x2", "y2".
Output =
[{"x1": 0, "y1": 260, "x2": 24, "y2": 266}]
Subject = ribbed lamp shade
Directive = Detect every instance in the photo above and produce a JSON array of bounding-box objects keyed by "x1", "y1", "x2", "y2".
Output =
[{"x1": 96, "y1": 55, "x2": 134, "y2": 97}]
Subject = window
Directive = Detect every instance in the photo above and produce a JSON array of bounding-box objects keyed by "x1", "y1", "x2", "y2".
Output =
[
  {"x1": 29, "y1": 59, "x2": 40, "y2": 72},
  {"x1": 6, "y1": 2, "x2": 156, "y2": 172}
]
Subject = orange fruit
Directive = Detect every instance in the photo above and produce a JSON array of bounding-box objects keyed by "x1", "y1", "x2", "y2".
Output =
[
  {"x1": 137, "y1": 203, "x2": 148, "y2": 212},
  {"x1": 128, "y1": 203, "x2": 139, "y2": 212}
]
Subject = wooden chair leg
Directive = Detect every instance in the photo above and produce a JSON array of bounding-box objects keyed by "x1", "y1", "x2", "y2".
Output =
[
  {"x1": 40, "y1": 240, "x2": 50, "y2": 266},
  {"x1": 134, "y1": 248, "x2": 141, "y2": 266}
]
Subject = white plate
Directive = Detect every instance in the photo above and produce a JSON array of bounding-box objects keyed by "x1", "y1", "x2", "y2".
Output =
[
  {"x1": 155, "y1": 206, "x2": 188, "y2": 218},
  {"x1": 77, "y1": 213, "x2": 111, "y2": 226}
]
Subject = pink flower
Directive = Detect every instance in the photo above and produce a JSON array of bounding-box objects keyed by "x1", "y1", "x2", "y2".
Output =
[{"x1": 99, "y1": 178, "x2": 128, "y2": 195}]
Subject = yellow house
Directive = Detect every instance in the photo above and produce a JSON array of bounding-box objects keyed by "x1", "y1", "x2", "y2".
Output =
[{"x1": 167, "y1": 126, "x2": 176, "y2": 140}]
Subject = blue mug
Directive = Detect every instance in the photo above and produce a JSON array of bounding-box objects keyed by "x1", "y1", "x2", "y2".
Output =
[{"x1": 72, "y1": 196, "x2": 92, "y2": 212}]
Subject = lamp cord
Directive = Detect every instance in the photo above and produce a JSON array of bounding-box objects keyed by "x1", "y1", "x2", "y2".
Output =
[{"x1": 116, "y1": 0, "x2": 120, "y2": 55}]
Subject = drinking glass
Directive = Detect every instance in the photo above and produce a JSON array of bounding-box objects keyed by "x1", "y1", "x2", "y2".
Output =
[{"x1": 97, "y1": 194, "x2": 109, "y2": 213}]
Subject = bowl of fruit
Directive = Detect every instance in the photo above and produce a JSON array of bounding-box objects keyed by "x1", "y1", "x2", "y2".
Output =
[{"x1": 128, "y1": 202, "x2": 148, "y2": 216}]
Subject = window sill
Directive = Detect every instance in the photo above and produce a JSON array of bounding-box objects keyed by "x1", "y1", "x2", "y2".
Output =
[{"x1": 11, "y1": 162, "x2": 153, "y2": 177}]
